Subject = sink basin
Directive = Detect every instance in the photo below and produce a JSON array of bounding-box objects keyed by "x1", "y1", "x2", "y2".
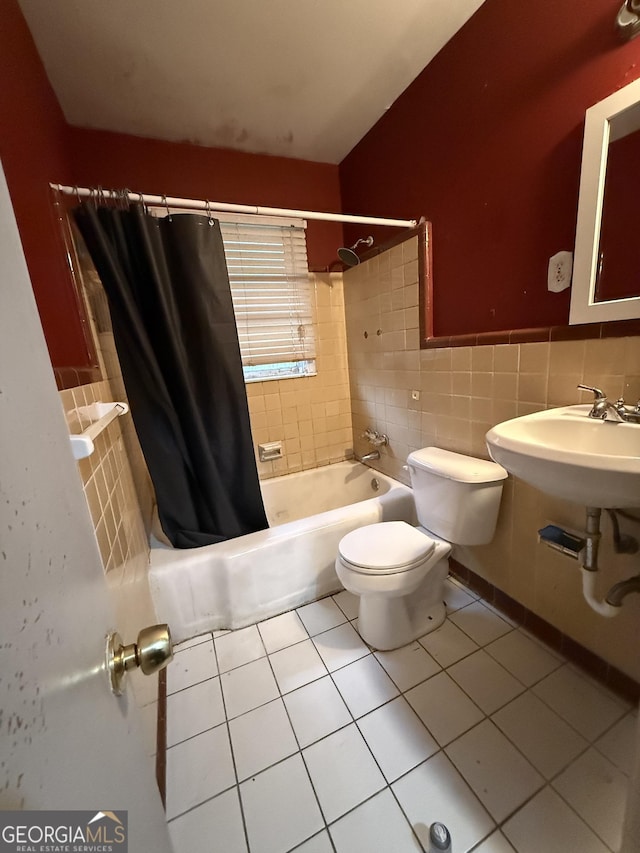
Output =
[{"x1": 485, "y1": 404, "x2": 640, "y2": 507}]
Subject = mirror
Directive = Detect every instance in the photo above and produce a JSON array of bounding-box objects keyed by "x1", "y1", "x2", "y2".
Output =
[{"x1": 570, "y1": 76, "x2": 640, "y2": 324}]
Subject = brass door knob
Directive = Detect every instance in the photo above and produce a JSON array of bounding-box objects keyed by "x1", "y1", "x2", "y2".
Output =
[{"x1": 106, "y1": 624, "x2": 173, "y2": 696}]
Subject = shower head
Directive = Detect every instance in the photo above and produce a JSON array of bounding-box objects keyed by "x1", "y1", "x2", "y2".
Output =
[
  {"x1": 616, "y1": 0, "x2": 640, "y2": 40},
  {"x1": 337, "y1": 246, "x2": 360, "y2": 266},
  {"x1": 337, "y1": 236, "x2": 374, "y2": 267}
]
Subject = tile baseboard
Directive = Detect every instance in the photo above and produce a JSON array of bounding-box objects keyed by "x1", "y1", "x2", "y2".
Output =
[{"x1": 449, "y1": 558, "x2": 640, "y2": 704}]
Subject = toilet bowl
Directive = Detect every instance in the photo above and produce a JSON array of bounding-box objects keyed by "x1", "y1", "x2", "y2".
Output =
[
  {"x1": 336, "y1": 520, "x2": 451, "y2": 650},
  {"x1": 335, "y1": 447, "x2": 507, "y2": 650}
]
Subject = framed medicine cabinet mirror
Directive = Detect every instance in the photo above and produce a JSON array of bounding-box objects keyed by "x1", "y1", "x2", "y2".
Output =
[{"x1": 570, "y1": 76, "x2": 640, "y2": 325}]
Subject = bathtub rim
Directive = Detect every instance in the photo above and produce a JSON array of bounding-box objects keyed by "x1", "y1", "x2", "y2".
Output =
[{"x1": 150, "y1": 461, "x2": 410, "y2": 561}]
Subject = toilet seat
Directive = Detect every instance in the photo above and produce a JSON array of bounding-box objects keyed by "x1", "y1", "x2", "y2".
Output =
[{"x1": 338, "y1": 521, "x2": 436, "y2": 575}]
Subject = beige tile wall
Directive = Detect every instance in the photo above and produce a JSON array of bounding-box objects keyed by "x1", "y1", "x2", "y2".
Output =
[
  {"x1": 247, "y1": 272, "x2": 353, "y2": 478},
  {"x1": 59, "y1": 379, "x2": 152, "y2": 577},
  {"x1": 346, "y1": 237, "x2": 422, "y2": 469},
  {"x1": 345, "y1": 237, "x2": 640, "y2": 681},
  {"x1": 59, "y1": 378, "x2": 159, "y2": 736}
]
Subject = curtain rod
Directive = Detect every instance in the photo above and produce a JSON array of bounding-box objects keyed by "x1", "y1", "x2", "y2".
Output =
[{"x1": 50, "y1": 184, "x2": 417, "y2": 229}]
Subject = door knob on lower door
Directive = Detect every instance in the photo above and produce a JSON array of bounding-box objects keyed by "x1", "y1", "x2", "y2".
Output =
[{"x1": 106, "y1": 624, "x2": 173, "y2": 695}]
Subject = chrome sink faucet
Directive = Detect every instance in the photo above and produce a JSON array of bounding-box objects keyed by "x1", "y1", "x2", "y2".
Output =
[{"x1": 577, "y1": 384, "x2": 640, "y2": 423}]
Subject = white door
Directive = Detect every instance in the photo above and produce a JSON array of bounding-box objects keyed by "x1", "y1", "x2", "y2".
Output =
[{"x1": 0, "y1": 160, "x2": 172, "y2": 851}]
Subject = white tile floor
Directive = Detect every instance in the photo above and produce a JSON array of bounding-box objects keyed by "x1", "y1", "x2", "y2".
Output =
[{"x1": 165, "y1": 577, "x2": 636, "y2": 853}]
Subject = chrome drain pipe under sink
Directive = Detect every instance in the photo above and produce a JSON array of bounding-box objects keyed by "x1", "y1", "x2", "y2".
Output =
[{"x1": 580, "y1": 507, "x2": 640, "y2": 617}]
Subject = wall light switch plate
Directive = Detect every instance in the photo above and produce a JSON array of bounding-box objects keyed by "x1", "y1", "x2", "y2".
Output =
[{"x1": 548, "y1": 250, "x2": 573, "y2": 292}]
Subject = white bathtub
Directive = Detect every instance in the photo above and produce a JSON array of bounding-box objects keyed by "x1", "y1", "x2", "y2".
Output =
[{"x1": 149, "y1": 461, "x2": 415, "y2": 642}]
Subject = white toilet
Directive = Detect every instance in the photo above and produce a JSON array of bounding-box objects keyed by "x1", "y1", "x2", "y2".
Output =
[{"x1": 335, "y1": 447, "x2": 508, "y2": 650}]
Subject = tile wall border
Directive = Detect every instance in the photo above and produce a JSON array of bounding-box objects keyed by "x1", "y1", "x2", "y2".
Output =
[
  {"x1": 424, "y1": 318, "x2": 640, "y2": 349},
  {"x1": 449, "y1": 558, "x2": 640, "y2": 703}
]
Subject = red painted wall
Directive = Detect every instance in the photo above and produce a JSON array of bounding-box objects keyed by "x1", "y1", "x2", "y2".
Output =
[
  {"x1": 0, "y1": 1, "x2": 87, "y2": 365},
  {"x1": 1, "y1": 0, "x2": 343, "y2": 369},
  {"x1": 66, "y1": 128, "x2": 343, "y2": 274},
  {"x1": 339, "y1": 0, "x2": 640, "y2": 337},
  {"x1": 11, "y1": 0, "x2": 640, "y2": 359},
  {"x1": 597, "y1": 128, "x2": 640, "y2": 301}
]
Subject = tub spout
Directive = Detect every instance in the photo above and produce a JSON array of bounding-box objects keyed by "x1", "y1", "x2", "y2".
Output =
[
  {"x1": 359, "y1": 450, "x2": 380, "y2": 463},
  {"x1": 606, "y1": 574, "x2": 640, "y2": 608}
]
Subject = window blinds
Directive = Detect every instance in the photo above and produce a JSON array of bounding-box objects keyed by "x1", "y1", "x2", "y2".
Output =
[
  {"x1": 219, "y1": 219, "x2": 315, "y2": 368},
  {"x1": 150, "y1": 206, "x2": 315, "y2": 372}
]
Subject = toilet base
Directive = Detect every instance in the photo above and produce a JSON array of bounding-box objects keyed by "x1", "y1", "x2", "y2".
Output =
[{"x1": 357, "y1": 558, "x2": 448, "y2": 651}]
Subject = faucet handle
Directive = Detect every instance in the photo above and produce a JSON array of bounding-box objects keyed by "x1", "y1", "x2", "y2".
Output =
[
  {"x1": 361, "y1": 427, "x2": 389, "y2": 447},
  {"x1": 577, "y1": 384, "x2": 606, "y2": 400}
]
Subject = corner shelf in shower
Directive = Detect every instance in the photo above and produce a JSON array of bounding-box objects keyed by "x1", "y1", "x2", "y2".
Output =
[{"x1": 69, "y1": 401, "x2": 129, "y2": 460}]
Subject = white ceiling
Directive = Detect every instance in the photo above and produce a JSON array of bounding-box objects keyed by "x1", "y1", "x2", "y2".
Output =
[{"x1": 19, "y1": 0, "x2": 484, "y2": 164}]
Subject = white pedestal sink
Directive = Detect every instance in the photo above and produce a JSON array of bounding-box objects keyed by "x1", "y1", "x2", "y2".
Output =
[{"x1": 486, "y1": 404, "x2": 640, "y2": 508}]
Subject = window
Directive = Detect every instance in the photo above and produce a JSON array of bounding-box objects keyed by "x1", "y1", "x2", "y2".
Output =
[
  {"x1": 152, "y1": 206, "x2": 317, "y2": 382},
  {"x1": 218, "y1": 214, "x2": 316, "y2": 382}
]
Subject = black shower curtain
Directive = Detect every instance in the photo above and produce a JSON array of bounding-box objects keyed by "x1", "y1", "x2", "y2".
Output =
[{"x1": 74, "y1": 203, "x2": 268, "y2": 548}]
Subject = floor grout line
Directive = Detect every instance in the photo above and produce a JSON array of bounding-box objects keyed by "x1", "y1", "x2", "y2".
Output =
[
  {"x1": 248, "y1": 608, "x2": 339, "y2": 851},
  {"x1": 211, "y1": 625, "x2": 252, "y2": 853},
  {"x1": 166, "y1": 578, "x2": 627, "y2": 852}
]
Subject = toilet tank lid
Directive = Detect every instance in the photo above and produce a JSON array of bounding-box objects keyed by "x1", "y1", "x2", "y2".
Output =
[{"x1": 408, "y1": 447, "x2": 508, "y2": 484}]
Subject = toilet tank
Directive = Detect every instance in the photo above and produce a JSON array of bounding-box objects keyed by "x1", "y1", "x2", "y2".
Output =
[{"x1": 407, "y1": 447, "x2": 508, "y2": 545}]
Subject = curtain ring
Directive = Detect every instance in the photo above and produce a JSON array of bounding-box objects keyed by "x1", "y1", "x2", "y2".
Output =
[
  {"x1": 162, "y1": 194, "x2": 172, "y2": 221},
  {"x1": 138, "y1": 191, "x2": 146, "y2": 213},
  {"x1": 206, "y1": 200, "x2": 214, "y2": 226},
  {"x1": 122, "y1": 187, "x2": 131, "y2": 209},
  {"x1": 73, "y1": 185, "x2": 81, "y2": 205}
]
